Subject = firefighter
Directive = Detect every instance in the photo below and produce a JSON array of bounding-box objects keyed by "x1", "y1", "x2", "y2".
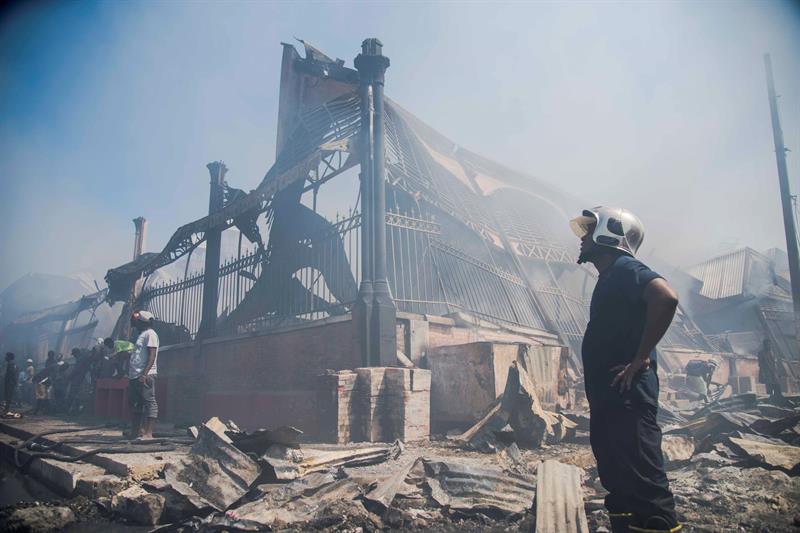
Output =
[{"x1": 570, "y1": 207, "x2": 681, "y2": 533}]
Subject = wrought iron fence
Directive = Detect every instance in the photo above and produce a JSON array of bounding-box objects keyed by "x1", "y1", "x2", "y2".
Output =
[
  {"x1": 140, "y1": 207, "x2": 593, "y2": 343},
  {"x1": 141, "y1": 270, "x2": 205, "y2": 338}
]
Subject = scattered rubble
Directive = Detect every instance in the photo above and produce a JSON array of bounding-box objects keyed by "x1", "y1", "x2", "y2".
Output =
[
  {"x1": 163, "y1": 421, "x2": 260, "y2": 511},
  {"x1": 3, "y1": 505, "x2": 75, "y2": 532},
  {"x1": 454, "y1": 361, "x2": 574, "y2": 451},
  {"x1": 2, "y1": 395, "x2": 800, "y2": 532},
  {"x1": 111, "y1": 485, "x2": 165, "y2": 525}
]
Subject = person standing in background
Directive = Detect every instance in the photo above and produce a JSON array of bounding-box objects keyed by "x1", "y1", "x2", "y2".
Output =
[
  {"x1": 4, "y1": 353, "x2": 18, "y2": 414},
  {"x1": 127, "y1": 311, "x2": 160, "y2": 439}
]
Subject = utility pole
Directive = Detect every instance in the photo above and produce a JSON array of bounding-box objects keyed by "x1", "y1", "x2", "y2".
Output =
[
  {"x1": 355, "y1": 38, "x2": 396, "y2": 366},
  {"x1": 764, "y1": 53, "x2": 800, "y2": 348},
  {"x1": 198, "y1": 161, "x2": 228, "y2": 339}
]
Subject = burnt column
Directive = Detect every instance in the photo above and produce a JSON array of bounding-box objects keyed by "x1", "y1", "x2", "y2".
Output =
[
  {"x1": 198, "y1": 161, "x2": 228, "y2": 339},
  {"x1": 355, "y1": 38, "x2": 396, "y2": 366},
  {"x1": 132, "y1": 217, "x2": 148, "y2": 260}
]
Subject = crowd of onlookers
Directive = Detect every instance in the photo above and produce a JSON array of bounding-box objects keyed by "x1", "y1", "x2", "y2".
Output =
[{"x1": 2, "y1": 338, "x2": 134, "y2": 417}]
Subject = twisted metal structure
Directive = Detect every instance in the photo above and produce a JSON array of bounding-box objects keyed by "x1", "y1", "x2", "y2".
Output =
[{"x1": 108, "y1": 39, "x2": 711, "y2": 366}]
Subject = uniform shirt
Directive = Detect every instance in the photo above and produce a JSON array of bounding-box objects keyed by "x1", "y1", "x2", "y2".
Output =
[
  {"x1": 582, "y1": 255, "x2": 662, "y2": 406},
  {"x1": 128, "y1": 329, "x2": 160, "y2": 379}
]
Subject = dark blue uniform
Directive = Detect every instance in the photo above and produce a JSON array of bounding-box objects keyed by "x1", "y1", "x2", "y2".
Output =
[{"x1": 582, "y1": 255, "x2": 678, "y2": 528}]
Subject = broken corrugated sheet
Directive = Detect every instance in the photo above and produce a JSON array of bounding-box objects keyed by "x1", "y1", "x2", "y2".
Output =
[
  {"x1": 534, "y1": 460, "x2": 589, "y2": 533},
  {"x1": 364, "y1": 457, "x2": 419, "y2": 511},
  {"x1": 163, "y1": 422, "x2": 260, "y2": 511},
  {"x1": 422, "y1": 459, "x2": 536, "y2": 516},
  {"x1": 690, "y1": 393, "x2": 759, "y2": 419},
  {"x1": 453, "y1": 401, "x2": 510, "y2": 451},
  {"x1": 230, "y1": 426, "x2": 303, "y2": 455},
  {"x1": 682, "y1": 411, "x2": 765, "y2": 441},
  {"x1": 263, "y1": 442, "x2": 403, "y2": 481},
  {"x1": 455, "y1": 361, "x2": 568, "y2": 451},
  {"x1": 228, "y1": 472, "x2": 363, "y2": 527},
  {"x1": 727, "y1": 435, "x2": 800, "y2": 473}
]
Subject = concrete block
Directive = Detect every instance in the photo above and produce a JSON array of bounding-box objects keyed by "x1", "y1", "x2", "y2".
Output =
[
  {"x1": 318, "y1": 371, "x2": 358, "y2": 444},
  {"x1": 356, "y1": 367, "x2": 388, "y2": 396},
  {"x1": 112, "y1": 485, "x2": 166, "y2": 525},
  {"x1": 411, "y1": 369, "x2": 431, "y2": 391},
  {"x1": 385, "y1": 367, "x2": 412, "y2": 390}
]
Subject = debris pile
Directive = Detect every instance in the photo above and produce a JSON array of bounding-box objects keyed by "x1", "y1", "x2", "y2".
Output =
[
  {"x1": 454, "y1": 360, "x2": 575, "y2": 452},
  {"x1": 2, "y1": 389, "x2": 800, "y2": 532},
  {"x1": 656, "y1": 394, "x2": 800, "y2": 475},
  {"x1": 145, "y1": 417, "x2": 588, "y2": 531}
]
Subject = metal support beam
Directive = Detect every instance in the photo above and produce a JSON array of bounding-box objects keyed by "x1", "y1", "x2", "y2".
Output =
[
  {"x1": 198, "y1": 161, "x2": 228, "y2": 339},
  {"x1": 764, "y1": 54, "x2": 800, "y2": 349},
  {"x1": 355, "y1": 38, "x2": 396, "y2": 366}
]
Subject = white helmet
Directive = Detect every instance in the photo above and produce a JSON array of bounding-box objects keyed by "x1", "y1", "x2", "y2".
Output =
[{"x1": 570, "y1": 206, "x2": 645, "y2": 257}]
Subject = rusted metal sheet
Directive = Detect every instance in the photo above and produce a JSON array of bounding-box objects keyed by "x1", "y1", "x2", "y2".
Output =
[
  {"x1": 264, "y1": 442, "x2": 402, "y2": 480},
  {"x1": 682, "y1": 411, "x2": 763, "y2": 440},
  {"x1": 230, "y1": 471, "x2": 363, "y2": 527},
  {"x1": 691, "y1": 393, "x2": 759, "y2": 419},
  {"x1": 727, "y1": 435, "x2": 800, "y2": 473},
  {"x1": 534, "y1": 459, "x2": 589, "y2": 533},
  {"x1": 164, "y1": 422, "x2": 260, "y2": 511},
  {"x1": 364, "y1": 457, "x2": 419, "y2": 510},
  {"x1": 422, "y1": 459, "x2": 536, "y2": 515}
]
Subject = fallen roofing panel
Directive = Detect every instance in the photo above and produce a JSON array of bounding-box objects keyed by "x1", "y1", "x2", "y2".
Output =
[
  {"x1": 534, "y1": 459, "x2": 589, "y2": 533},
  {"x1": 422, "y1": 459, "x2": 537, "y2": 516},
  {"x1": 163, "y1": 422, "x2": 260, "y2": 511},
  {"x1": 727, "y1": 435, "x2": 800, "y2": 473},
  {"x1": 228, "y1": 472, "x2": 363, "y2": 528},
  {"x1": 263, "y1": 442, "x2": 402, "y2": 481}
]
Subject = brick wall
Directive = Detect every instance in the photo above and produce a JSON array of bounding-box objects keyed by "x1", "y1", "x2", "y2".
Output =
[{"x1": 158, "y1": 317, "x2": 359, "y2": 436}]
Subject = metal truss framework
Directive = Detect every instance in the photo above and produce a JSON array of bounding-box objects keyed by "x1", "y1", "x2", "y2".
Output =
[{"x1": 120, "y1": 40, "x2": 717, "y2": 365}]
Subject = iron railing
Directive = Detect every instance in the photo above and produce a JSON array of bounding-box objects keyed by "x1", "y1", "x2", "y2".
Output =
[{"x1": 140, "y1": 207, "x2": 598, "y2": 347}]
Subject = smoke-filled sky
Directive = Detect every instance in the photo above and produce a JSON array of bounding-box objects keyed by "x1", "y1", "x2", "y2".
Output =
[{"x1": 1, "y1": 1, "x2": 799, "y2": 291}]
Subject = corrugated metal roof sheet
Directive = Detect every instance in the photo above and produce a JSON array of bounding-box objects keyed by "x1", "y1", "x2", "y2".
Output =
[
  {"x1": 423, "y1": 459, "x2": 537, "y2": 515},
  {"x1": 534, "y1": 459, "x2": 589, "y2": 533},
  {"x1": 686, "y1": 248, "x2": 749, "y2": 299}
]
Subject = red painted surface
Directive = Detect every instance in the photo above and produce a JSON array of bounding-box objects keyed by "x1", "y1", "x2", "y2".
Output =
[
  {"x1": 94, "y1": 377, "x2": 168, "y2": 420},
  {"x1": 157, "y1": 318, "x2": 359, "y2": 437},
  {"x1": 202, "y1": 391, "x2": 318, "y2": 433}
]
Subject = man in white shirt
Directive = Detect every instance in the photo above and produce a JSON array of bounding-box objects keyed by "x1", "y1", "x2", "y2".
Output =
[{"x1": 128, "y1": 310, "x2": 159, "y2": 439}]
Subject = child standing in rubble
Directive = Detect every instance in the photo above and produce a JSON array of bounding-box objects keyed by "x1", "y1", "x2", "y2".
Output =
[{"x1": 571, "y1": 207, "x2": 681, "y2": 533}]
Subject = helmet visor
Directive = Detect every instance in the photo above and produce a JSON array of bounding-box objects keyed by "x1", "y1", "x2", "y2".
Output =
[{"x1": 569, "y1": 215, "x2": 595, "y2": 238}]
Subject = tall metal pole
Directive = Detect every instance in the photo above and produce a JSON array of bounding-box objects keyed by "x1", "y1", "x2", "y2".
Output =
[
  {"x1": 355, "y1": 38, "x2": 396, "y2": 366},
  {"x1": 764, "y1": 53, "x2": 800, "y2": 347},
  {"x1": 198, "y1": 161, "x2": 228, "y2": 339}
]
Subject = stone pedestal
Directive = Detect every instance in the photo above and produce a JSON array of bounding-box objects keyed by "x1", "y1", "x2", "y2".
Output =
[
  {"x1": 318, "y1": 367, "x2": 430, "y2": 443},
  {"x1": 317, "y1": 371, "x2": 357, "y2": 444}
]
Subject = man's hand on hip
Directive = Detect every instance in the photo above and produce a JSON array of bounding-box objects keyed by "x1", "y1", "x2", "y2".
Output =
[{"x1": 610, "y1": 356, "x2": 650, "y2": 392}]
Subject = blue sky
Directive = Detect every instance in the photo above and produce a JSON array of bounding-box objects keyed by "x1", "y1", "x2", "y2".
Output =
[{"x1": 1, "y1": 1, "x2": 799, "y2": 290}]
